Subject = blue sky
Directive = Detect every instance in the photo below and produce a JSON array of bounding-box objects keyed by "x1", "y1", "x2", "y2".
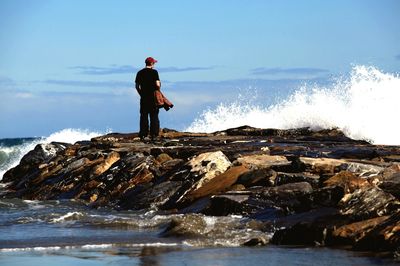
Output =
[{"x1": 0, "y1": 0, "x2": 399, "y2": 137}]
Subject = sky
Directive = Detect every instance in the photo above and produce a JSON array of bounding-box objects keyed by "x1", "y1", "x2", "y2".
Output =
[{"x1": 0, "y1": 0, "x2": 399, "y2": 138}]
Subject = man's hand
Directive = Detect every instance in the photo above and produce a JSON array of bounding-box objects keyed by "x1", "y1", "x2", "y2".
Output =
[{"x1": 135, "y1": 83, "x2": 142, "y2": 95}]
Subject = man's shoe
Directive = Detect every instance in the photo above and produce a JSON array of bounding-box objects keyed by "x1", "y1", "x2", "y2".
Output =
[
  {"x1": 140, "y1": 136, "x2": 150, "y2": 142},
  {"x1": 150, "y1": 135, "x2": 160, "y2": 142}
]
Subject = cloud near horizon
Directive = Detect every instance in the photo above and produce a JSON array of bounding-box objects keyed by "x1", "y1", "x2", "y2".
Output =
[
  {"x1": 41, "y1": 76, "x2": 328, "y2": 91},
  {"x1": 0, "y1": 76, "x2": 15, "y2": 86},
  {"x1": 71, "y1": 65, "x2": 214, "y2": 75},
  {"x1": 44, "y1": 79, "x2": 132, "y2": 88},
  {"x1": 250, "y1": 67, "x2": 329, "y2": 76}
]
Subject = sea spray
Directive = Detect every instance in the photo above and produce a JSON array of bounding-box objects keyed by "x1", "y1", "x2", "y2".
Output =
[
  {"x1": 0, "y1": 128, "x2": 103, "y2": 180},
  {"x1": 186, "y1": 65, "x2": 400, "y2": 145}
]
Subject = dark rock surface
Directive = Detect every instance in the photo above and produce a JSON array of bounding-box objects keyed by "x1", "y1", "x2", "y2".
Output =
[{"x1": 1, "y1": 126, "x2": 400, "y2": 257}]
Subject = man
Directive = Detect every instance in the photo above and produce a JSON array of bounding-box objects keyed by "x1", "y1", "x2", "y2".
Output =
[{"x1": 135, "y1": 57, "x2": 161, "y2": 141}]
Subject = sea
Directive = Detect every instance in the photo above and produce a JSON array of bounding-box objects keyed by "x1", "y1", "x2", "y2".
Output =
[{"x1": 0, "y1": 65, "x2": 399, "y2": 265}]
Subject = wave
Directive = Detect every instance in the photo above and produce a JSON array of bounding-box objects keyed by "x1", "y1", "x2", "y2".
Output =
[
  {"x1": 186, "y1": 65, "x2": 400, "y2": 145},
  {"x1": 0, "y1": 242, "x2": 180, "y2": 253},
  {"x1": 0, "y1": 128, "x2": 103, "y2": 180}
]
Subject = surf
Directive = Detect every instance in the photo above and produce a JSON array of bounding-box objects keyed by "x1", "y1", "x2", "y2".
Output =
[
  {"x1": 186, "y1": 65, "x2": 400, "y2": 145},
  {"x1": 0, "y1": 128, "x2": 103, "y2": 180}
]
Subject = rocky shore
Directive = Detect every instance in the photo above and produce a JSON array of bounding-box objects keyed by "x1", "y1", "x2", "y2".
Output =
[{"x1": 1, "y1": 126, "x2": 399, "y2": 258}]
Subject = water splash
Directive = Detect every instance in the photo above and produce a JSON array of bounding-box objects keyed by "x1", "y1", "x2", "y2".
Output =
[
  {"x1": 186, "y1": 65, "x2": 400, "y2": 145},
  {"x1": 0, "y1": 128, "x2": 104, "y2": 180}
]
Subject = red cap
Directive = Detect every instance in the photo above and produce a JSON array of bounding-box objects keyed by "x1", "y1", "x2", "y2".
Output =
[{"x1": 145, "y1": 57, "x2": 158, "y2": 65}]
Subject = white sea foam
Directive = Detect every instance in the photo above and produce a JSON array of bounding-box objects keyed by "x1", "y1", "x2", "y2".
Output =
[
  {"x1": 186, "y1": 65, "x2": 400, "y2": 145},
  {"x1": 0, "y1": 246, "x2": 62, "y2": 252},
  {"x1": 0, "y1": 243, "x2": 179, "y2": 252},
  {"x1": 44, "y1": 128, "x2": 103, "y2": 144},
  {"x1": 51, "y1": 212, "x2": 84, "y2": 223},
  {"x1": 0, "y1": 128, "x2": 103, "y2": 180}
]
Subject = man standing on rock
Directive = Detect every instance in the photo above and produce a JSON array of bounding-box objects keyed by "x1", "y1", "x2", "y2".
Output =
[{"x1": 135, "y1": 57, "x2": 161, "y2": 141}]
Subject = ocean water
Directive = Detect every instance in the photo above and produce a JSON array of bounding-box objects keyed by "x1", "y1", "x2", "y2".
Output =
[
  {"x1": 0, "y1": 198, "x2": 396, "y2": 266},
  {"x1": 1, "y1": 65, "x2": 399, "y2": 265}
]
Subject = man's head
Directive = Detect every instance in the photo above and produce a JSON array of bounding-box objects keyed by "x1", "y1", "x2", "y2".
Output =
[{"x1": 145, "y1": 57, "x2": 158, "y2": 66}]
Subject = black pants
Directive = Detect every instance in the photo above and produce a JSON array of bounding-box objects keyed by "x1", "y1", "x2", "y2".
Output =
[{"x1": 139, "y1": 103, "x2": 159, "y2": 138}]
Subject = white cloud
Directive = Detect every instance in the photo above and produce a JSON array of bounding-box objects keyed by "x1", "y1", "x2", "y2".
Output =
[{"x1": 15, "y1": 92, "x2": 34, "y2": 98}]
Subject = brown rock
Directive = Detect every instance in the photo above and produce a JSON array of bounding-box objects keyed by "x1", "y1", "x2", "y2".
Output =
[
  {"x1": 160, "y1": 158, "x2": 185, "y2": 172},
  {"x1": 237, "y1": 168, "x2": 277, "y2": 187},
  {"x1": 332, "y1": 215, "x2": 390, "y2": 244},
  {"x1": 31, "y1": 164, "x2": 63, "y2": 185},
  {"x1": 236, "y1": 154, "x2": 290, "y2": 168},
  {"x1": 128, "y1": 167, "x2": 154, "y2": 187},
  {"x1": 354, "y1": 212, "x2": 400, "y2": 251},
  {"x1": 91, "y1": 152, "x2": 120, "y2": 176},
  {"x1": 64, "y1": 144, "x2": 79, "y2": 157},
  {"x1": 85, "y1": 180, "x2": 101, "y2": 190},
  {"x1": 378, "y1": 172, "x2": 400, "y2": 199},
  {"x1": 65, "y1": 158, "x2": 91, "y2": 173},
  {"x1": 300, "y1": 157, "x2": 346, "y2": 174},
  {"x1": 324, "y1": 171, "x2": 371, "y2": 193},
  {"x1": 340, "y1": 187, "x2": 400, "y2": 220},
  {"x1": 230, "y1": 184, "x2": 246, "y2": 191},
  {"x1": 271, "y1": 207, "x2": 343, "y2": 246},
  {"x1": 186, "y1": 165, "x2": 249, "y2": 201},
  {"x1": 275, "y1": 172, "x2": 320, "y2": 187},
  {"x1": 90, "y1": 194, "x2": 98, "y2": 202},
  {"x1": 156, "y1": 153, "x2": 173, "y2": 164}
]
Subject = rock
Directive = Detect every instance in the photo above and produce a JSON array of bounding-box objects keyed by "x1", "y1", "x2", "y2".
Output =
[
  {"x1": 120, "y1": 181, "x2": 182, "y2": 210},
  {"x1": 246, "y1": 185, "x2": 342, "y2": 219},
  {"x1": 236, "y1": 154, "x2": 290, "y2": 169},
  {"x1": 275, "y1": 172, "x2": 320, "y2": 187},
  {"x1": 160, "y1": 212, "x2": 270, "y2": 246},
  {"x1": 305, "y1": 186, "x2": 345, "y2": 208},
  {"x1": 380, "y1": 163, "x2": 400, "y2": 179},
  {"x1": 258, "y1": 182, "x2": 313, "y2": 199},
  {"x1": 162, "y1": 151, "x2": 232, "y2": 208},
  {"x1": 2, "y1": 142, "x2": 69, "y2": 183},
  {"x1": 160, "y1": 214, "x2": 207, "y2": 238},
  {"x1": 188, "y1": 151, "x2": 231, "y2": 182},
  {"x1": 159, "y1": 158, "x2": 185, "y2": 173},
  {"x1": 344, "y1": 161, "x2": 384, "y2": 177},
  {"x1": 269, "y1": 207, "x2": 341, "y2": 229},
  {"x1": 340, "y1": 187, "x2": 400, "y2": 220},
  {"x1": 22, "y1": 142, "x2": 69, "y2": 165},
  {"x1": 156, "y1": 153, "x2": 173, "y2": 164},
  {"x1": 203, "y1": 193, "x2": 255, "y2": 216},
  {"x1": 230, "y1": 184, "x2": 246, "y2": 191},
  {"x1": 324, "y1": 171, "x2": 371, "y2": 193},
  {"x1": 332, "y1": 215, "x2": 391, "y2": 245},
  {"x1": 353, "y1": 212, "x2": 400, "y2": 252},
  {"x1": 243, "y1": 237, "x2": 268, "y2": 246},
  {"x1": 331, "y1": 212, "x2": 400, "y2": 254},
  {"x1": 248, "y1": 182, "x2": 314, "y2": 214},
  {"x1": 236, "y1": 168, "x2": 277, "y2": 187},
  {"x1": 271, "y1": 208, "x2": 343, "y2": 246},
  {"x1": 91, "y1": 152, "x2": 120, "y2": 176},
  {"x1": 300, "y1": 157, "x2": 346, "y2": 175},
  {"x1": 378, "y1": 172, "x2": 400, "y2": 199},
  {"x1": 185, "y1": 165, "x2": 249, "y2": 201},
  {"x1": 327, "y1": 147, "x2": 379, "y2": 159},
  {"x1": 65, "y1": 158, "x2": 92, "y2": 173}
]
